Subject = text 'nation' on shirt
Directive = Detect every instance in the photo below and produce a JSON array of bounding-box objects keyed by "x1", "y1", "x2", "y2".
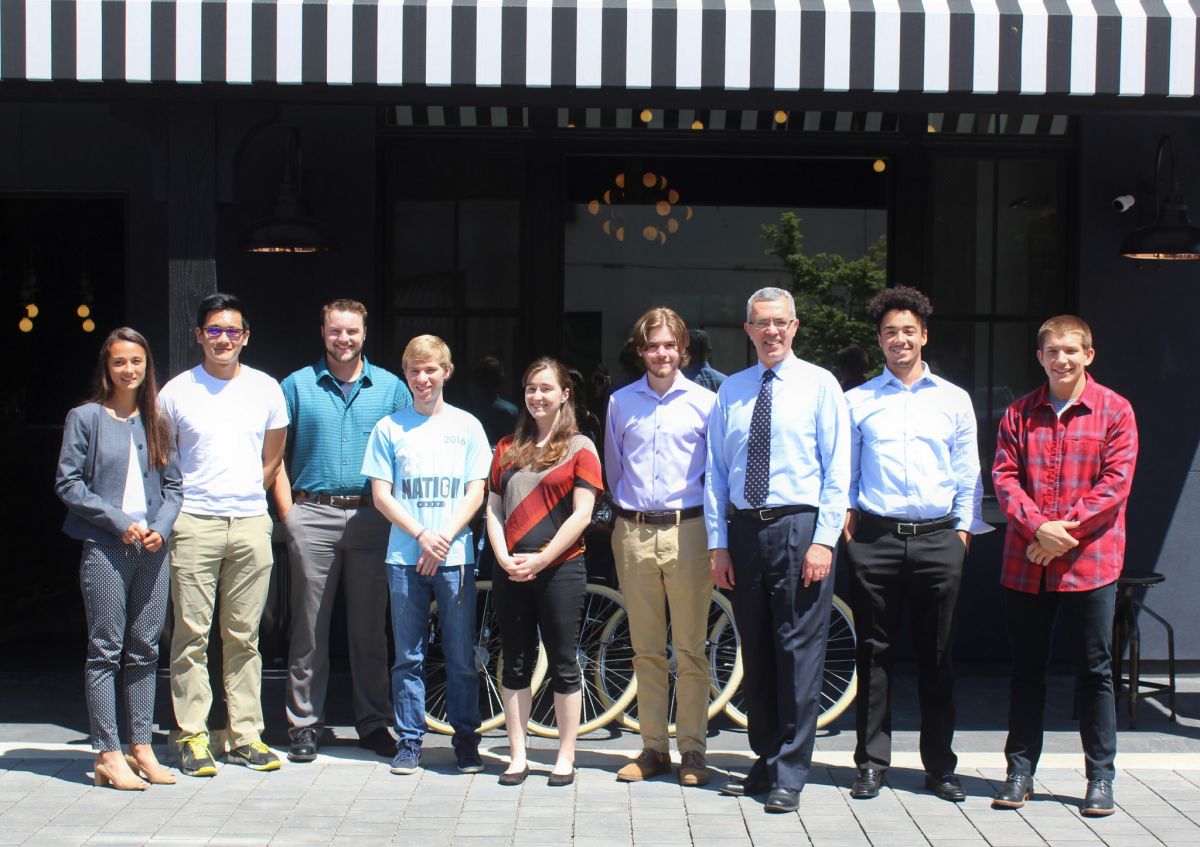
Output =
[
  {"x1": 704, "y1": 353, "x2": 851, "y2": 550},
  {"x1": 361, "y1": 404, "x2": 491, "y2": 568}
]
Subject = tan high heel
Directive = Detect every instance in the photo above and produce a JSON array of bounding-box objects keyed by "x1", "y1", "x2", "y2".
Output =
[
  {"x1": 124, "y1": 753, "x2": 177, "y2": 785},
  {"x1": 94, "y1": 759, "x2": 148, "y2": 791}
]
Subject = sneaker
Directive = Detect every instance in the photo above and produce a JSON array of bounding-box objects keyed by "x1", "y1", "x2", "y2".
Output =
[
  {"x1": 616, "y1": 748, "x2": 671, "y2": 782},
  {"x1": 177, "y1": 733, "x2": 218, "y2": 778},
  {"x1": 227, "y1": 741, "x2": 281, "y2": 772},
  {"x1": 679, "y1": 751, "x2": 710, "y2": 787},
  {"x1": 390, "y1": 745, "x2": 421, "y2": 775},
  {"x1": 454, "y1": 742, "x2": 484, "y2": 774}
]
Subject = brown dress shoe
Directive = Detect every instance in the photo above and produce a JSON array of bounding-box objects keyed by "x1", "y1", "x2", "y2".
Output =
[
  {"x1": 617, "y1": 749, "x2": 671, "y2": 782},
  {"x1": 678, "y1": 751, "x2": 710, "y2": 787}
]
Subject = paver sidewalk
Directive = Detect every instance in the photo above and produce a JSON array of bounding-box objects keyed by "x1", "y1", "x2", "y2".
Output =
[{"x1": 3, "y1": 744, "x2": 1200, "y2": 847}]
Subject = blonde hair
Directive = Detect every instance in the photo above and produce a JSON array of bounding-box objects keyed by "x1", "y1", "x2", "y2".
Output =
[
  {"x1": 402, "y1": 334, "x2": 454, "y2": 375},
  {"x1": 1037, "y1": 315, "x2": 1093, "y2": 351}
]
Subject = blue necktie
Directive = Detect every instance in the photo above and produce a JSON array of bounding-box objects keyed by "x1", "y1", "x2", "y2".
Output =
[{"x1": 743, "y1": 369, "x2": 775, "y2": 507}]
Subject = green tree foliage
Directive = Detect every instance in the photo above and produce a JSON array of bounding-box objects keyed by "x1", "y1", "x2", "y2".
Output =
[{"x1": 761, "y1": 212, "x2": 888, "y2": 373}]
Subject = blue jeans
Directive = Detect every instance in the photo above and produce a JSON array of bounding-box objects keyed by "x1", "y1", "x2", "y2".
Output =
[{"x1": 387, "y1": 564, "x2": 480, "y2": 750}]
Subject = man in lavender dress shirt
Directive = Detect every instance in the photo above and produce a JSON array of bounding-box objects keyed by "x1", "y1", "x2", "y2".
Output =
[{"x1": 606, "y1": 307, "x2": 716, "y2": 787}]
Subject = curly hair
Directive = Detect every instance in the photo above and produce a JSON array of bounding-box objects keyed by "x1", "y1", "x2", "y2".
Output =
[{"x1": 865, "y1": 285, "x2": 933, "y2": 330}]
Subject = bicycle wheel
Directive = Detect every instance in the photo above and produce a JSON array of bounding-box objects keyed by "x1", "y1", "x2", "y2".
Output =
[
  {"x1": 722, "y1": 592, "x2": 857, "y2": 730},
  {"x1": 604, "y1": 590, "x2": 743, "y2": 734},
  {"x1": 425, "y1": 580, "x2": 547, "y2": 735},
  {"x1": 526, "y1": 583, "x2": 638, "y2": 738}
]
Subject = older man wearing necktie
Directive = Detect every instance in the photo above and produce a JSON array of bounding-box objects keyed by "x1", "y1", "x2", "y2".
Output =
[{"x1": 705, "y1": 286, "x2": 851, "y2": 813}]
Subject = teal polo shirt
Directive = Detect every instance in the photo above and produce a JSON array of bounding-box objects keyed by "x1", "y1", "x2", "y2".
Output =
[{"x1": 281, "y1": 356, "x2": 412, "y2": 497}]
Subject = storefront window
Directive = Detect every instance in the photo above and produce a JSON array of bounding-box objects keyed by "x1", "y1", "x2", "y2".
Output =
[{"x1": 563, "y1": 155, "x2": 889, "y2": 385}]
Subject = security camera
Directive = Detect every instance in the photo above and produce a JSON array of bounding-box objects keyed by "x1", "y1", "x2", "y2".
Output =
[{"x1": 1113, "y1": 194, "x2": 1136, "y2": 213}]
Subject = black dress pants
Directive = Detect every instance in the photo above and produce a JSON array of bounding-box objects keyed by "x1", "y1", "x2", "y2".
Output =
[
  {"x1": 846, "y1": 522, "x2": 966, "y2": 776},
  {"x1": 729, "y1": 508, "x2": 835, "y2": 793},
  {"x1": 1004, "y1": 580, "x2": 1117, "y2": 780}
]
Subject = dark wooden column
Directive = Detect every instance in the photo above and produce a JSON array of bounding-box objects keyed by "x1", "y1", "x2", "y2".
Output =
[{"x1": 167, "y1": 101, "x2": 218, "y2": 377}]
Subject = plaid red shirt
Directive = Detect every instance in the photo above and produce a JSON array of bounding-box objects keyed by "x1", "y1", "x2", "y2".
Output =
[{"x1": 991, "y1": 377, "x2": 1137, "y2": 594}]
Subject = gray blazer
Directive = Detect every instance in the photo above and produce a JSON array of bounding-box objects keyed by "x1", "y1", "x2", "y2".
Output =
[{"x1": 55, "y1": 402, "x2": 183, "y2": 544}]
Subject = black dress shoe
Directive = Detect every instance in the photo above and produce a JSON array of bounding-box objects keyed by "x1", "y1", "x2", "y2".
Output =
[
  {"x1": 924, "y1": 772, "x2": 966, "y2": 802},
  {"x1": 850, "y1": 768, "x2": 885, "y2": 799},
  {"x1": 547, "y1": 768, "x2": 576, "y2": 787},
  {"x1": 719, "y1": 776, "x2": 771, "y2": 797},
  {"x1": 992, "y1": 773, "x2": 1034, "y2": 809},
  {"x1": 357, "y1": 727, "x2": 397, "y2": 759},
  {"x1": 764, "y1": 787, "x2": 800, "y2": 813},
  {"x1": 498, "y1": 766, "x2": 529, "y2": 786},
  {"x1": 287, "y1": 727, "x2": 319, "y2": 763},
  {"x1": 1082, "y1": 778, "x2": 1115, "y2": 817}
]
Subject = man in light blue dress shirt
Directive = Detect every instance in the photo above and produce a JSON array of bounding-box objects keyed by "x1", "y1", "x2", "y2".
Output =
[
  {"x1": 842, "y1": 286, "x2": 990, "y2": 803},
  {"x1": 606, "y1": 307, "x2": 716, "y2": 787},
  {"x1": 705, "y1": 287, "x2": 850, "y2": 812}
]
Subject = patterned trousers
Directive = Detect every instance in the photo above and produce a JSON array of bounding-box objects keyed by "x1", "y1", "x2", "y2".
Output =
[{"x1": 80, "y1": 540, "x2": 170, "y2": 752}]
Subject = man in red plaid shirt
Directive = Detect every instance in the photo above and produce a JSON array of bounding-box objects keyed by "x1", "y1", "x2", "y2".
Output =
[{"x1": 990, "y1": 315, "x2": 1137, "y2": 817}]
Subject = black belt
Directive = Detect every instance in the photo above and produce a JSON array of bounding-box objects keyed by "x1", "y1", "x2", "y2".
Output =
[
  {"x1": 731, "y1": 504, "x2": 817, "y2": 523},
  {"x1": 295, "y1": 490, "x2": 372, "y2": 509},
  {"x1": 858, "y1": 511, "x2": 957, "y2": 537},
  {"x1": 615, "y1": 505, "x2": 703, "y2": 526}
]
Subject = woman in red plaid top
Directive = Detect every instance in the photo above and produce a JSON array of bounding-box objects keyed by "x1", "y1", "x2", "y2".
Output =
[{"x1": 990, "y1": 315, "x2": 1137, "y2": 818}]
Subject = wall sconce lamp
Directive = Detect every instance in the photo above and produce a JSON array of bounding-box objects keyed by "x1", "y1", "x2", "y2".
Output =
[
  {"x1": 238, "y1": 127, "x2": 336, "y2": 254},
  {"x1": 1120, "y1": 134, "x2": 1200, "y2": 260}
]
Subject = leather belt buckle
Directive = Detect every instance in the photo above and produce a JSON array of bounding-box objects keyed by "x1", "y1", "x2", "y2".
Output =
[
  {"x1": 897, "y1": 522, "x2": 918, "y2": 536},
  {"x1": 757, "y1": 508, "x2": 777, "y2": 522},
  {"x1": 330, "y1": 495, "x2": 354, "y2": 508}
]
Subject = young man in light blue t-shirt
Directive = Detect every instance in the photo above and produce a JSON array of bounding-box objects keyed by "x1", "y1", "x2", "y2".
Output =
[{"x1": 362, "y1": 335, "x2": 491, "y2": 776}]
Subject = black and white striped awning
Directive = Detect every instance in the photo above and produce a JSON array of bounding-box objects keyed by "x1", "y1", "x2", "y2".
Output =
[{"x1": 2, "y1": 0, "x2": 1198, "y2": 97}]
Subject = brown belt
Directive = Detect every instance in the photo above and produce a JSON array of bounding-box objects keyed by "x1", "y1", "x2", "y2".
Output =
[
  {"x1": 295, "y1": 490, "x2": 372, "y2": 509},
  {"x1": 614, "y1": 505, "x2": 703, "y2": 526}
]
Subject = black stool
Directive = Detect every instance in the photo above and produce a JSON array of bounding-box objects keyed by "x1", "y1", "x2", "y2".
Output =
[{"x1": 1112, "y1": 574, "x2": 1176, "y2": 728}]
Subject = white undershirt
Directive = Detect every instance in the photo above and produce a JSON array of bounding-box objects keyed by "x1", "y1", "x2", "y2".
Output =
[{"x1": 122, "y1": 431, "x2": 149, "y2": 529}]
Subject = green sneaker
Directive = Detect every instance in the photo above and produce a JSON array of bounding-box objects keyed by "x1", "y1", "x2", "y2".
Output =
[
  {"x1": 178, "y1": 733, "x2": 218, "y2": 778},
  {"x1": 228, "y1": 740, "x2": 281, "y2": 772}
]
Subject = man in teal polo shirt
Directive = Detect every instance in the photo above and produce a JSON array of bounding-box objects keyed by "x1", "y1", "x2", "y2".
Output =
[{"x1": 272, "y1": 299, "x2": 412, "y2": 762}]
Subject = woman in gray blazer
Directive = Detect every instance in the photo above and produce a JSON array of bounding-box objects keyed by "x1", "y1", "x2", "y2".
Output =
[{"x1": 55, "y1": 328, "x2": 182, "y2": 790}]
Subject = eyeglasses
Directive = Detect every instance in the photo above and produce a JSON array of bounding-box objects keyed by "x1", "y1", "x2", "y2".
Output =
[
  {"x1": 203, "y1": 326, "x2": 246, "y2": 340},
  {"x1": 749, "y1": 318, "x2": 796, "y2": 331}
]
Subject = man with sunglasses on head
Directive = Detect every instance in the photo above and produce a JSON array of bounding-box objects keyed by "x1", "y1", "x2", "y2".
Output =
[{"x1": 159, "y1": 293, "x2": 289, "y2": 777}]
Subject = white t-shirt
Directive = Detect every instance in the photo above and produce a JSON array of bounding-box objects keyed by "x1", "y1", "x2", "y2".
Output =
[
  {"x1": 160, "y1": 364, "x2": 289, "y2": 517},
  {"x1": 361, "y1": 404, "x2": 491, "y2": 567},
  {"x1": 121, "y1": 431, "x2": 148, "y2": 529}
]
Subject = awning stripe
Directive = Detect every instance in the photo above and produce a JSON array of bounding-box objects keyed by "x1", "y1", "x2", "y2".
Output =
[{"x1": 0, "y1": 0, "x2": 1193, "y2": 98}]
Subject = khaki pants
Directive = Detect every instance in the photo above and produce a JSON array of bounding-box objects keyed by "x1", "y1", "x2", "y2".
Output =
[
  {"x1": 169, "y1": 512, "x2": 274, "y2": 748},
  {"x1": 612, "y1": 515, "x2": 713, "y2": 754}
]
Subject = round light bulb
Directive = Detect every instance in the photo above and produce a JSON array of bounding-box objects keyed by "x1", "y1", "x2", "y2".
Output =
[
  {"x1": 656, "y1": 201, "x2": 671, "y2": 217},
  {"x1": 668, "y1": 189, "x2": 680, "y2": 205},
  {"x1": 642, "y1": 172, "x2": 657, "y2": 189},
  {"x1": 774, "y1": 110, "x2": 788, "y2": 124},
  {"x1": 25, "y1": 304, "x2": 38, "y2": 318},
  {"x1": 18, "y1": 317, "x2": 33, "y2": 333},
  {"x1": 642, "y1": 226, "x2": 658, "y2": 241},
  {"x1": 587, "y1": 199, "x2": 600, "y2": 215},
  {"x1": 691, "y1": 120, "x2": 704, "y2": 130},
  {"x1": 615, "y1": 226, "x2": 625, "y2": 242},
  {"x1": 640, "y1": 109, "x2": 654, "y2": 124},
  {"x1": 872, "y1": 159, "x2": 887, "y2": 173},
  {"x1": 77, "y1": 304, "x2": 91, "y2": 318},
  {"x1": 82, "y1": 319, "x2": 96, "y2": 333},
  {"x1": 667, "y1": 218, "x2": 679, "y2": 234}
]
